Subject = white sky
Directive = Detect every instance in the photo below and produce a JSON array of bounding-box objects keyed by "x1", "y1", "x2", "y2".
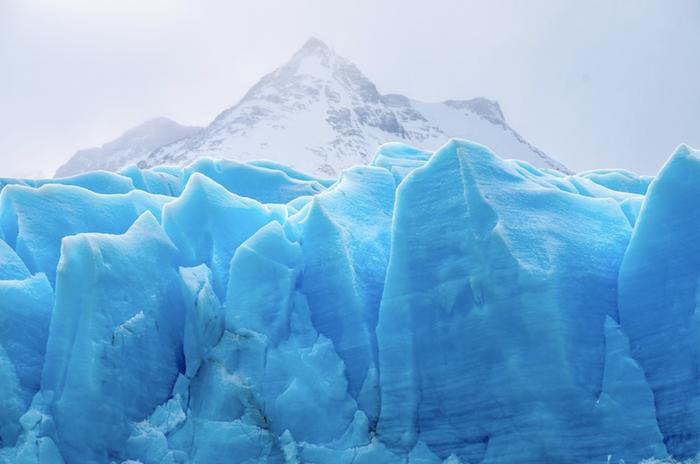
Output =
[{"x1": 1, "y1": 0, "x2": 698, "y2": 177}]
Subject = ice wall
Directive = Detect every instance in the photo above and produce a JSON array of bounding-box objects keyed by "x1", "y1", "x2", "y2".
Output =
[{"x1": 0, "y1": 142, "x2": 696, "y2": 463}]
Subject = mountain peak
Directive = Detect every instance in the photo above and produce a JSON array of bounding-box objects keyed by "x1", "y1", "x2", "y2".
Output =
[
  {"x1": 282, "y1": 37, "x2": 338, "y2": 76},
  {"x1": 444, "y1": 98, "x2": 505, "y2": 124},
  {"x1": 123, "y1": 117, "x2": 187, "y2": 137},
  {"x1": 54, "y1": 118, "x2": 200, "y2": 178},
  {"x1": 298, "y1": 37, "x2": 333, "y2": 56},
  {"x1": 126, "y1": 40, "x2": 569, "y2": 177}
]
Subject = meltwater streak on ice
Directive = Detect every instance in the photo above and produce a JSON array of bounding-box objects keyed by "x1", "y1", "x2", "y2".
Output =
[{"x1": 0, "y1": 140, "x2": 696, "y2": 463}]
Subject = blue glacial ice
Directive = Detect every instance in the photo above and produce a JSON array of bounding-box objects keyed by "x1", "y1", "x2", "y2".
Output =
[{"x1": 0, "y1": 140, "x2": 698, "y2": 463}]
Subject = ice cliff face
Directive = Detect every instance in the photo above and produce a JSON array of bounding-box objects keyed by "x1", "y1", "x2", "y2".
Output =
[
  {"x1": 136, "y1": 37, "x2": 567, "y2": 177},
  {"x1": 54, "y1": 118, "x2": 200, "y2": 178},
  {"x1": 0, "y1": 139, "x2": 693, "y2": 464}
]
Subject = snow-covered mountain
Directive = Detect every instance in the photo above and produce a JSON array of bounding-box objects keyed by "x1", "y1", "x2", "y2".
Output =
[
  {"x1": 55, "y1": 118, "x2": 200, "y2": 178},
  {"x1": 139, "y1": 38, "x2": 568, "y2": 176}
]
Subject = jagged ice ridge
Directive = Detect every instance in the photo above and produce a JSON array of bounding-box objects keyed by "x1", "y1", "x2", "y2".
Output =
[{"x1": 0, "y1": 139, "x2": 696, "y2": 464}]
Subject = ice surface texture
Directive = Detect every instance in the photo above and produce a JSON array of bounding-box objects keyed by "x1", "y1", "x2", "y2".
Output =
[{"x1": 0, "y1": 140, "x2": 695, "y2": 463}]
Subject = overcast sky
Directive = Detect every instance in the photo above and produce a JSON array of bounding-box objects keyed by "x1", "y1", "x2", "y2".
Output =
[{"x1": 1, "y1": 0, "x2": 698, "y2": 177}]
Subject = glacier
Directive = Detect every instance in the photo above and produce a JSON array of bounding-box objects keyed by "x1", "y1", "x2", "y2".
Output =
[{"x1": 0, "y1": 139, "x2": 698, "y2": 463}]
